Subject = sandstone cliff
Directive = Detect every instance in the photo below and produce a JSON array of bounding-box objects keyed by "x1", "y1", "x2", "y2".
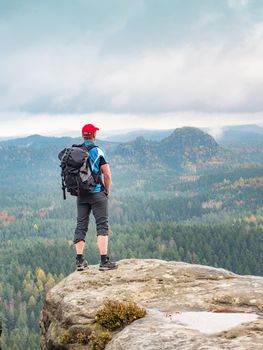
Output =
[{"x1": 40, "y1": 259, "x2": 263, "y2": 350}]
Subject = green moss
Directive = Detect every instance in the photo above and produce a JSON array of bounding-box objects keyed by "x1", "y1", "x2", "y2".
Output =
[
  {"x1": 89, "y1": 331, "x2": 112, "y2": 350},
  {"x1": 95, "y1": 299, "x2": 147, "y2": 331},
  {"x1": 59, "y1": 330, "x2": 71, "y2": 344},
  {"x1": 59, "y1": 300, "x2": 146, "y2": 349},
  {"x1": 75, "y1": 329, "x2": 92, "y2": 345},
  {"x1": 59, "y1": 328, "x2": 111, "y2": 349}
]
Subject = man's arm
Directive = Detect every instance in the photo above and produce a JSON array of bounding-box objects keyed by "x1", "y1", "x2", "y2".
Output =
[{"x1": 100, "y1": 163, "x2": 111, "y2": 194}]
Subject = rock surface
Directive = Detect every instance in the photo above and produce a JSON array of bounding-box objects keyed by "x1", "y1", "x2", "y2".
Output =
[{"x1": 40, "y1": 259, "x2": 263, "y2": 350}]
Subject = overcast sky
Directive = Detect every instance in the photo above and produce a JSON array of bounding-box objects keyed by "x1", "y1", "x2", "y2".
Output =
[{"x1": 0, "y1": 0, "x2": 263, "y2": 137}]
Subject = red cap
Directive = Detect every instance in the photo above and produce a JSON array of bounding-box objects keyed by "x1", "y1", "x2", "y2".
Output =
[{"x1": 82, "y1": 123, "x2": 99, "y2": 136}]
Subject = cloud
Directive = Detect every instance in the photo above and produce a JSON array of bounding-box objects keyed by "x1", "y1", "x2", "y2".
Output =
[
  {"x1": 1, "y1": 20, "x2": 263, "y2": 117},
  {"x1": 0, "y1": 0, "x2": 263, "y2": 120},
  {"x1": 227, "y1": 0, "x2": 251, "y2": 10},
  {"x1": 0, "y1": 111, "x2": 262, "y2": 138},
  {"x1": 207, "y1": 126, "x2": 224, "y2": 140}
]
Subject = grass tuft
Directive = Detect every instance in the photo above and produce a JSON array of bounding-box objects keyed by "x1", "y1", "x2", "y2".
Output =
[{"x1": 95, "y1": 299, "x2": 147, "y2": 331}]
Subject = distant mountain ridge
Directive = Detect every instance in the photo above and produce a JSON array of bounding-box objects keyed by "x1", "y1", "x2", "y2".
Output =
[
  {"x1": 0, "y1": 133, "x2": 117, "y2": 150},
  {"x1": 216, "y1": 124, "x2": 263, "y2": 146},
  {"x1": 101, "y1": 124, "x2": 263, "y2": 146},
  {"x1": 111, "y1": 127, "x2": 224, "y2": 172},
  {"x1": 0, "y1": 134, "x2": 76, "y2": 149},
  {"x1": 0, "y1": 126, "x2": 252, "y2": 179},
  {"x1": 1, "y1": 124, "x2": 262, "y2": 147},
  {"x1": 102, "y1": 128, "x2": 174, "y2": 142}
]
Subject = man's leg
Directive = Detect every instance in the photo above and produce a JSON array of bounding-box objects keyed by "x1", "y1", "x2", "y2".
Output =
[
  {"x1": 97, "y1": 235, "x2": 108, "y2": 255},
  {"x1": 74, "y1": 199, "x2": 91, "y2": 270},
  {"x1": 75, "y1": 240, "x2": 85, "y2": 255},
  {"x1": 91, "y1": 192, "x2": 117, "y2": 270}
]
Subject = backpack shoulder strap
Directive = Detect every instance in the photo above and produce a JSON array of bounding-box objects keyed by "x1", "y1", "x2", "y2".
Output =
[
  {"x1": 71, "y1": 143, "x2": 98, "y2": 152},
  {"x1": 81, "y1": 144, "x2": 101, "y2": 182},
  {"x1": 82, "y1": 143, "x2": 98, "y2": 152}
]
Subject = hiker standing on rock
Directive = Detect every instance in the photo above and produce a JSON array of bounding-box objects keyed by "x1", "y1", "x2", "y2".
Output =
[
  {"x1": 59, "y1": 123, "x2": 117, "y2": 271},
  {"x1": 75, "y1": 123, "x2": 117, "y2": 271}
]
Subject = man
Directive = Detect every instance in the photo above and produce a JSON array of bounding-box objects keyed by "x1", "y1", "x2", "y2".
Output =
[{"x1": 74, "y1": 123, "x2": 117, "y2": 271}]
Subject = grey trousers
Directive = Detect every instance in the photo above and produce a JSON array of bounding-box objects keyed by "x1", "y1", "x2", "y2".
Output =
[{"x1": 74, "y1": 192, "x2": 109, "y2": 244}]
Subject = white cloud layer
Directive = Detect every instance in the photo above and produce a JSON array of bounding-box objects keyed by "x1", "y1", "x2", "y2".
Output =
[
  {"x1": 0, "y1": 111, "x2": 262, "y2": 138},
  {"x1": 227, "y1": 0, "x2": 251, "y2": 10},
  {"x1": 1, "y1": 1, "x2": 263, "y2": 137},
  {"x1": 0, "y1": 20, "x2": 263, "y2": 117}
]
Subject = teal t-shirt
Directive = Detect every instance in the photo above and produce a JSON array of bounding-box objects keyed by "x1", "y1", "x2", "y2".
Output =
[{"x1": 84, "y1": 141, "x2": 108, "y2": 192}]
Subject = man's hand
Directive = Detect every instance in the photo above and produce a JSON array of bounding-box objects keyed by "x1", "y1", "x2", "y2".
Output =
[{"x1": 101, "y1": 163, "x2": 111, "y2": 195}]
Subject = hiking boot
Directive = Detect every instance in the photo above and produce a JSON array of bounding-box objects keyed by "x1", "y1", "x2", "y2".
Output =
[
  {"x1": 99, "y1": 257, "x2": 118, "y2": 271},
  {"x1": 76, "y1": 257, "x2": 88, "y2": 271}
]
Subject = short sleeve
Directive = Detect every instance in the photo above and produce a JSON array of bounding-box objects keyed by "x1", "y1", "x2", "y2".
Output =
[
  {"x1": 99, "y1": 157, "x2": 107, "y2": 166},
  {"x1": 98, "y1": 147, "x2": 108, "y2": 166}
]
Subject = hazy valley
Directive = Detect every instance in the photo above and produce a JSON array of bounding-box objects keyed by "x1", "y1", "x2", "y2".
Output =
[{"x1": 0, "y1": 125, "x2": 262, "y2": 349}]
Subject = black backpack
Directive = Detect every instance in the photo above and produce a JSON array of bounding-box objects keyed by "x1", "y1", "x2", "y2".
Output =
[{"x1": 58, "y1": 144, "x2": 102, "y2": 199}]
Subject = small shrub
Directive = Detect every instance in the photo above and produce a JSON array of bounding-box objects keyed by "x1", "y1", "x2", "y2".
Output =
[
  {"x1": 76, "y1": 330, "x2": 91, "y2": 344},
  {"x1": 59, "y1": 330, "x2": 71, "y2": 344},
  {"x1": 59, "y1": 300, "x2": 146, "y2": 349},
  {"x1": 95, "y1": 299, "x2": 147, "y2": 331},
  {"x1": 59, "y1": 328, "x2": 111, "y2": 349},
  {"x1": 89, "y1": 331, "x2": 112, "y2": 350}
]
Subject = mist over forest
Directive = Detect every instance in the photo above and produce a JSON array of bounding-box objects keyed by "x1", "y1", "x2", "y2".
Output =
[{"x1": 0, "y1": 125, "x2": 262, "y2": 348}]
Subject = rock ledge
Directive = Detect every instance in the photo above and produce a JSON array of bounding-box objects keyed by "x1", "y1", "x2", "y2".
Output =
[{"x1": 40, "y1": 259, "x2": 263, "y2": 349}]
